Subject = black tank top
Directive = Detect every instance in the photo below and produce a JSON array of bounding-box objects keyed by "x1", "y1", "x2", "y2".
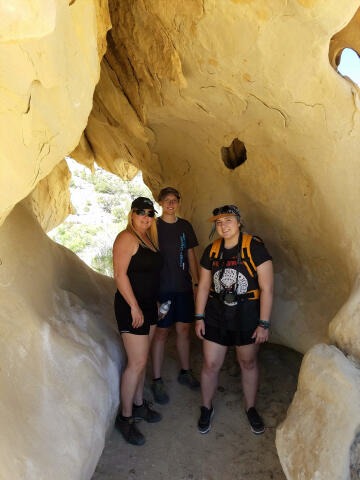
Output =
[{"x1": 121, "y1": 244, "x2": 163, "y2": 304}]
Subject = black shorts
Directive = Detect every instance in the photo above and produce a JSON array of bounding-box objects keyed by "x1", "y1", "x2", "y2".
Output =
[
  {"x1": 114, "y1": 292, "x2": 158, "y2": 336},
  {"x1": 203, "y1": 324, "x2": 256, "y2": 347},
  {"x1": 157, "y1": 291, "x2": 195, "y2": 328}
]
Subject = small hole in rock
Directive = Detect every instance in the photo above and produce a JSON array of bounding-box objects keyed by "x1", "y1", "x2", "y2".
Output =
[
  {"x1": 337, "y1": 48, "x2": 360, "y2": 87},
  {"x1": 221, "y1": 138, "x2": 247, "y2": 170}
]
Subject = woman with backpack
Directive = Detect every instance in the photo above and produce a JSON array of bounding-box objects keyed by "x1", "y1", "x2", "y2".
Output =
[{"x1": 195, "y1": 205, "x2": 273, "y2": 435}]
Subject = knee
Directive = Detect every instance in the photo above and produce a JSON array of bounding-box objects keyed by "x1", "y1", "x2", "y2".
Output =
[
  {"x1": 154, "y1": 327, "x2": 168, "y2": 342},
  {"x1": 128, "y1": 357, "x2": 147, "y2": 373},
  {"x1": 176, "y1": 324, "x2": 190, "y2": 339},
  {"x1": 203, "y1": 359, "x2": 222, "y2": 375},
  {"x1": 238, "y1": 358, "x2": 257, "y2": 371}
]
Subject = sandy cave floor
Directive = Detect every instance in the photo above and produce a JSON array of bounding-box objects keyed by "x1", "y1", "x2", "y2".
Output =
[{"x1": 92, "y1": 331, "x2": 302, "y2": 480}]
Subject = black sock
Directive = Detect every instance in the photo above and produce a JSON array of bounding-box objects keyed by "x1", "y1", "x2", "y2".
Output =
[
  {"x1": 180, "y1": 369, "x2": 189, "y2": 374},
  {"x1": 153, "y1": 377, "x2": 162, "y2": 382}
]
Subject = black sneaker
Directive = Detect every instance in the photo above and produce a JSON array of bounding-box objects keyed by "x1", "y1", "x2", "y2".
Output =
[
  {"x1": 151, "y1": 379, "x2": 169, "y2": 404},
  {"x1": 115, "y1": 415, "x2": 145, "y2": 446},
  {"x1": 198, "y1": 406, "x2": 214, "y2": 434},
  {"x1": 246, "y1": 407, "x2": 265, "y2": 435},
  {"x1": 177, "y1": 370, "x2": 200, "y2": 390},
  {"x1": 133, "y1": 400, "x2": 162, "y2": 423}
]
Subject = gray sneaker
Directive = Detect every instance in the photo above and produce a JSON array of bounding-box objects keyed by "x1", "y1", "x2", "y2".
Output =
[
  {"x1": 133, "y1": 400, "x2": 162, "y2": 423},
  {"x1": 177, "y1": 370, "x2": 200, "y2": 390},
  {"x1": 151, "y1": 379, "x2": 169, "y2": 404},
  {"x1": 115, "y1": 415, "x2": 145, "y2": 446}
]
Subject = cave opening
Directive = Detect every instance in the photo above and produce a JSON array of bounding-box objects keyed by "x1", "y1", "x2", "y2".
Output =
[
  {"x1": 221, "y1": 138, "x2": 247, "y2": 170},
  {"x1": 337, "y1": 48, "x2": 360, "y2": 87},
  {"x1": 48, "y1": 157, "x2": 157, "y2": 276}
]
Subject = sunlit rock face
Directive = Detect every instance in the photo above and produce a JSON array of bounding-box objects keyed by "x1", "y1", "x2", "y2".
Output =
[
  {"x1": 276, "y1": 344, "x2": 360, "y2": 479},
  {"x1": 0, "y1": 0, "x2": 110, "y2": 225},
  {"x1": 0, "y1": 202, "x2": 120, "y2": 480}
]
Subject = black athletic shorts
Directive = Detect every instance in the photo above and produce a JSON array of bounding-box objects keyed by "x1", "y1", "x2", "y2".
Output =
[
  {"x1": 203, "y1": 324, "x2": 256, "y2": 347},
  {"x1": 114, "y1": 291, "x2": 158, "y2": 336},
  {"x1": 157, "y1": 291, "x2": 195, "y2": 328}
]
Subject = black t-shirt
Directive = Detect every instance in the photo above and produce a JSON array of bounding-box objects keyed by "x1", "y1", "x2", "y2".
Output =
[
  {"x1": 157, "y1": 217, "x2": 198, "y2": 293},
  {"x1": 201, "y1": 236, "x2": 272, "y2": 276},
  {"x1": 200, "y1": 234, "x2": 272, "y2": 331}
]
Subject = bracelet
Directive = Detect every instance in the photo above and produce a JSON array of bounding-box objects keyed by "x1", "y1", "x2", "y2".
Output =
[
  {"x1": 259, "y1": 320, "x2": 270, "y2": 329},
  {"x1": 194, "y1": 314, "x2": 205, "y2": 320}
]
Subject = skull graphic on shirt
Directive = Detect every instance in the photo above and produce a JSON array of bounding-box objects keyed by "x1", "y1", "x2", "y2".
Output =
[{"x1": 213, "y1": 268, "x2": 248, "y2": 304}]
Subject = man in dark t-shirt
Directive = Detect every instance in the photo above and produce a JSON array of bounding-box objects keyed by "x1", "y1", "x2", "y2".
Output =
[{"x1": 151, "y1": 187, "x2": 200, "y2": 404}]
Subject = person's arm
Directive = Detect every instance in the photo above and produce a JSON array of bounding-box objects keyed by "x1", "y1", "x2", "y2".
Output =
[
  {"x1": 188, "y1": 247, "x2": 199, "y2": 295},
  {"x1": 113, "y1": 231, "x2": 144, "y2": 328},
  {"x1": 251, "y1": 260, "x2": 274, "y2": 344},
  {"x1": 195, "y1": 267, "x2": 212, "y2": 339}
]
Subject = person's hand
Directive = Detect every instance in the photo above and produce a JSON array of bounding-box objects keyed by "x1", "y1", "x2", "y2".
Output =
[
  {"x1": 157, "y1": 302, "x2": 165, "y2": 320},
  {"x1": 251, "y1": 326, "x2": 269, "y2": 344},
  {"x1": 195, "y1": 319, "x2": 205, "y2": 339},
  {"x1": 131, "y1": 305, "x2": 144, "y2": 328}
]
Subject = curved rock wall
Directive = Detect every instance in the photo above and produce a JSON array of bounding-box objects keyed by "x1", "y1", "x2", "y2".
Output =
[
  {"x1": 0, "y1": 0, "x2": 110, "y2": 225},
  {"x1": 0, "y1": 202, "x2": 120, "y2": 480}
]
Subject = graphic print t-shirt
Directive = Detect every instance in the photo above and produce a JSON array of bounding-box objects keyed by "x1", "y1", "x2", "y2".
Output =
[
  {"x1": 200, "y1": 235, "x2": 272, "y2": 330},
  {"x1": 157, "y1": 217, "x2": 198, "y2": 293}
]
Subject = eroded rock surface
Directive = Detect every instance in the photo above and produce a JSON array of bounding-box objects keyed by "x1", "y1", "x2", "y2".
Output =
[
  {"x1": 276, "y1": 344, "x2": 360, "y2": 480},
  {"x1": 0, "y1": 202, "x2": 121, "y2": 480}
]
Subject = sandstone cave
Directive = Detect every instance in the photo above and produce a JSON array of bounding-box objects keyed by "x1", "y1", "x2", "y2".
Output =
[{"x1": 1, "y1": 1, "x2": 360, "y2": 480}]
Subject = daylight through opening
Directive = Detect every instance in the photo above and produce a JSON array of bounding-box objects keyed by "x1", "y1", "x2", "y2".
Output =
[
  {"x1": 48, "y1": 158, "x2": 156, "y2": 276},
  {"x1": 337, "y1": 48, "x2": 360, "y2": 87}
]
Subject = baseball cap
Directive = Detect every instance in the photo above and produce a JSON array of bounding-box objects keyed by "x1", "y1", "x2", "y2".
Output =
[{"x1": 131, "y1": 197, "x2": 157, "y2": 212}]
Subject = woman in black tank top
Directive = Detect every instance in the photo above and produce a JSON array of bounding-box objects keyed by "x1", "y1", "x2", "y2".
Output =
[{"x1": 113, "y1": 197, "x2": 163, "y2": 446}]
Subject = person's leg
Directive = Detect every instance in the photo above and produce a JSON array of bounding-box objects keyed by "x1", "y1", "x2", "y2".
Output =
[
  {"x1": 133, "y1": 325, "x2": 157, "y2": 405},
  {"x1": 151, "y1": 326, "x2": 169, "y2": 379},
  {"x1": 201, "y1": 339, "x2": 227, "y2": 408},
  {"x1": 175, "y1": 321, "x2": 191, "y2": 370},
  {"x1": 236, "y1": 343, "x2": 259, "y2": 410},
  {"x1": 120, "y1": 333, "x2": 149, "y2": 417},
  {"x1": 132, "y1": 325, "x2": 162, "y2": 423}
]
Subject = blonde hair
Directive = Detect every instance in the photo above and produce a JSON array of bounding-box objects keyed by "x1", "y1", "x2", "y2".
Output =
[{"x1": 126, "y1": 210, "x2": 159, "y2": 250}]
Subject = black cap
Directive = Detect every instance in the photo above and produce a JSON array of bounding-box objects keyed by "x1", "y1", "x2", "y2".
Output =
[
  {"x1": 131, "y1": 197, "x2": 157, "y2": 212},
  {"x1": 158, "y1": 187, "x2": 181, "y2": 202}
]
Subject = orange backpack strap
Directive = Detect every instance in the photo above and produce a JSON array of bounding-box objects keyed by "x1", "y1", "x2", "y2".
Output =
[
  {"x1": 241, "y1": 233, "x2": 257, "y2": 278},
  {"x1": 209, "y1": 238, "x2": 223, "y2": 260}
]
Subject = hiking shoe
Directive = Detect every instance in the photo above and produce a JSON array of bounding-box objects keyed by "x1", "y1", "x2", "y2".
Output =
[
  {"x1": 151, "y1": 379, "x2": 169, "y2": 404},
  {"x1": 115, "y1": 415, "x2": 145, "y2": 446},
  {"x1": 177, "y1": 370, "x2": 200, "y2": 390},
  {"x1": 133, "y1": 400, "x2": 162, "y2": 423},
  {"x1": 198, "y1": 406, "x2": 214, "y2": 434},
  {"x1": 246, "y1": 407, "x2": 265, "y2": 435}
]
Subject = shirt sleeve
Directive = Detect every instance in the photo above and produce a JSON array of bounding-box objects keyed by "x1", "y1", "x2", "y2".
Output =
[
  {"x1": 185, "y1": 220, "x2": 199, "y2": 249},
  {"x1": 200, "y1": 244, "x2": 212, "y2": 270},
  {"x1": 250, "y1": 236, "x2": 272, "y2": 267}
]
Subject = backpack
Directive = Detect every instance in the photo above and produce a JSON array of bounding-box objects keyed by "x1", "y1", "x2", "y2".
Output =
[{"x1": 209, "y1": 233, "x2": 258, "y2": 278}]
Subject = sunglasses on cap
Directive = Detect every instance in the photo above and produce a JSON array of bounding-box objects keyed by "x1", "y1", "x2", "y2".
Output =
[
  {"x1": 212, "y1": 205, "x2": 240, "y2": 216},
  {"x1": 133, "y1": 209, "x2": 155, "y2": 217}
]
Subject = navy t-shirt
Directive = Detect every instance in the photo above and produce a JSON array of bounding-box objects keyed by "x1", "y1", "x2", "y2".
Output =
[{"x1": 157, "y1": 217, "x2": 198, "y2": 293}]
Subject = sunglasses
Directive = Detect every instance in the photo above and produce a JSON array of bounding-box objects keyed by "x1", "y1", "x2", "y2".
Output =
[
  {"x1": 212, "y1": 205, "x2": 240, "y2": 216},
  {"x1": 134, "y1": 209, "x2": 155, "y2": 217}
]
